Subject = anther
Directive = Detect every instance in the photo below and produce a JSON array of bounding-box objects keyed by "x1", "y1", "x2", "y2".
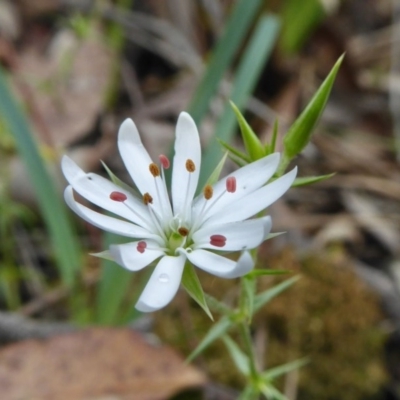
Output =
[
  {"x1": 137, "y1": 241, "x2": 147, "y2": 254},
  {"x1": 185, "y1": 159, "x2": 196, "y2": 173},
  {"x1": 178, "y1": 227, "x2": 189, "y2": 237},
  {"x1": 149, "y1": 163, "x2": 160, "y2": 177},
  {"x1": 226, "y1": 177, "x2": 237, "y2": 193},
  {"x1": 110, "y1": 191, "x2": 127, "y2": 202},
  {"x1": 203, "y1": 185, "x2": 213, "y2": 200},
  {"x1": 159, "y1": 154, "x2": 170, "y2": 169},
  {"x1": 210, "y1": 234, "x2": 227, "y2": 247},
  {"x1": 143, "y1": 192, "x2": 153, "y2": 205}
]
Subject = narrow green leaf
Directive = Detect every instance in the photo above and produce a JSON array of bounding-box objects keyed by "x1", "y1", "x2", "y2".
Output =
[
  {"x1": 95, "y1": 232, "x2": 132, "y2": 325},
  {"x1": 0, "y1": 67, "x2": 81, "y2": 287},
  {"x1": 188, "y1": 0, "x2": 265, "y2": 124},
  {"x1": 222, "y1": 335, "x2": 250, "y2": 376},
  {"x1": 203, "y1": 152, "x2": 228, "y2": 188},
  {"x1": 101, "y1": 160, "x2": 140, "y2": 197},
  {"x1": 241, "y1": 276, "x2": 256, "y2": 319},
  {"x1": 266, "y1": 232, "x2": 286, "y2": 240},
  {"x1": 246, "y1": 269, "x2": 289, "y2": 278},
  {"x1": 238, "y1": 385, "x2": 259, "y2": 400},
  {"x1": 181, "y1": 262, "x2": 213, "y2": 320},
  {"x1": 282, "y1": 55, "x2": 344, "y2": 163},
  {"x1": 262, "y1": 358, "x2": 309, "y2": 380},
  {"x1": 187, "y1": 316, "x2": 231, "y2": 362},
  {"x1": 204, "y1": 293, "x2": 232, "y2": 315},
  {"x1": 200, "y1": 15, "x2": 281, "y2": 186},
  {"x1": 254, "y1": 276, "x2": 300, "y2": 312},
  {"x1": 260, "y1": 385, "x2": 289, "y2": 400},
  {"x1": 292, "y1": 173, "x2": 335, "y2": 187},
  {"x1": 230, "y1": 101, "x2": 265, "y2": 160},
  {"x1": 268, "y1": 119, "x2": 279, "y2": 154},
  {"x1": 217, "y1": 138, "x2": 251, "y2": 163},
  {"x1": 90, "y1": 250, "x2": 114, "y2": 261}
]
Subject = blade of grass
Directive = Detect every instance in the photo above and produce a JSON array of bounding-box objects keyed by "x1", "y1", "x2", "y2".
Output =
[
  {"x1": 95, "y1": 232, "x2": 133, "y2": 325},
  {"x1": 199, "y1": 15, "x2": 281, "y2": 186},
  {"x1": 188, "y1": 0, "x2": 265, "y2": 124},
  {"x1": 0, "y1": 68, "x2": 81, "y2": 287}
]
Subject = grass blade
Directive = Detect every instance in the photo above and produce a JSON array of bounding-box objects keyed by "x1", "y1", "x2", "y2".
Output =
[{"x1": 0, "y1": 68, "x2": 81, "y2": 287}]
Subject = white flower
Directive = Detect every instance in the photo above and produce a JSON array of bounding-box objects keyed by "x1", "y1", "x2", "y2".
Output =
[{"x1": 62, "y1": 112, "x2": 297, "y2": 312}]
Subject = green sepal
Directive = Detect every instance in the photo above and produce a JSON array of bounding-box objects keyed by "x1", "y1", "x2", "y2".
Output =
[
  {"x1": 90, "y1": 250, "x2": 114, "y2": 262},
  {"x1": 262, "y1": 358, "x2": 309, "y2": 381},
  {"x1": 267, "y1": 119, "x2": 279, "y2": 154},
  {"x1": 217, "y1": 138, "x2": 251, "y2": 163},
  {"x1": 246, "y1": 269, "x2": 289, "y2": 278},
  {"x1": 230, "y1": 101, "x2": 265, "y2": 160},
  {"x1": 292, "y1": 173, "x2": 335, "y2": 187},
  {"x1": 101, "y1": 160, "x2": 140, "y2": 198},
  {"x1": 186, "y1": 316, "x2": 231, "y2": 362},
  {"x1": 282, "y1": 55, "x2": 344, "y2": 164},
  {"x1": 222, "y1": 335, "x2": 250, "y2": 376},
  {"x1": 203, "y1": 152, "x2": 228, "y2": 189},
  {"x1": 181, "y1": 262, "x2": 213, "y2": 320},
  {"x1": 254, "y1": 276, "x2": 299, "y2": 312}
]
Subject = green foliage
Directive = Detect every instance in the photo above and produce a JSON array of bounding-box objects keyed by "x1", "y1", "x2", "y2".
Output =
[
  {"x1": 280, "y1": 55, "x2": 344, "y2": 172},
  {"x1": 292, "y1": 173, "x2": 335, "y2": 187},
  {"x1": 188, "y1": 0, "x2": 265, "y2": 125},
  {"x1": 280, "y1": 0, "x2": 325, "y2": 54},
  {"x1": 182, "y1": 262, "x2": 213, "y2": 320},
  {"x1": 0, "y1": 67, "x2": 81, "y2": 288},
  {"x1": 200, "y1": 15, "x2": 281, "y2": 186}
]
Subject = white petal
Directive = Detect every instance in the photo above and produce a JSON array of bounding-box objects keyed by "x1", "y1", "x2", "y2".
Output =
[
  {"x1": 193, "y1": 153, "x2": 280, "y2": 220},
  {"x1": 109, "y1": 241, "x2": 164, "y2": 271},
  {"x1": 202, "y1": 167, "x2": 297, "y2": 227},
  {"x1": 135, "y1": 254, "x2": 185, "y2": 312},
  {"x1": 231, "y1": 251, "x2": 255, "y2": 278},
  {"x1": 192, "y1": 216, "x2": 272, "y2": 251},
  {"x1": 62, "y1": 156, "x2": 153, "y2": 230},
  {"x1": 262, "y1": 216, "x2": 272, "y2": 239},
  {"x1": 171, "y1": 112, "x2": 201, "y2": 219},
  {"x1": 117, "y1": 119, "x2": 172, "y2": 220},
  {"x1": 64, "y1": 186, "x2": 160, "y2": 241},
  {"x1": 182, "y1": 249, "x2": 252, "y2": 278}
]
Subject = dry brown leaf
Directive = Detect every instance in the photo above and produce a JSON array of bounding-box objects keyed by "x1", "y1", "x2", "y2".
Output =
[
  {"x1": 0, "y1": 328, "x2": 206, "y2": 400},
  {"x1": 14, "y1": 27, "x2": 112, "y2": 147}
]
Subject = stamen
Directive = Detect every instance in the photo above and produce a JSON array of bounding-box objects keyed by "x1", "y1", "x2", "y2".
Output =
[
  {"x1": 178, "y1": 227, "x2": 189, "y2": 237},
  {"x1": 226, "y1": 176, "x2": 237, "y2": 193},
  {"x1": 143, "y1": 192, "x2": 153, "y2": 205},
  {"x1": 203, "y1": 185, "x2": 213, "y2": 200},
  {"x1": 159, "y1": 154, "x2": 170, "y2": 169},
  {"x1": 210, "y1": 234, "x2": 227, "y2": 247},
  {"x1": 110, "y1": 191, "x2": 127, "y2": 202},
  {"x1": 137, "y1": 241, "x2": 147, "y2": 254},
  {"x1": 149, "y1": 163, "x2": 160, "y2": 177},
  {"x1": 186, "y1": 159, "x2": 196, "y2": 172}
]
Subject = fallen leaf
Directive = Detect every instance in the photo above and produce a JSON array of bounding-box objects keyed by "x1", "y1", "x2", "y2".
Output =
[{"x1": 0, "y1": 327, "x2": 206, "y2": 400}]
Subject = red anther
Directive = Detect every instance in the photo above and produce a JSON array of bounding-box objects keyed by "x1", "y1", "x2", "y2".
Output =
[
  {"x1": 159, "y1": 154, "x2": 170, "y2": 169},
  {"x1": 210, "y1": 234, "x2": 227, "y2": 247},
  {"x1": 137, "y1": 241, "x2": 147, "y2": 253},
  {"x1": 110, "y1": 191, "x2": 127, "y2": 202},
  {"x1": 226, "y1": 177, "x2": 237, "y2": 193}
]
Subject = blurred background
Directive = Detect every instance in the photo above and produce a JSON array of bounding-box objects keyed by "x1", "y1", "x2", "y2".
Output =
[{"x1": 0, "y1": 0, "x2": 399, "y2": 399}]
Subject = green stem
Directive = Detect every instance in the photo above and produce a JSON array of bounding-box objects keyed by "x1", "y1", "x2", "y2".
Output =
[{"x1": 239, "y1": 320, "x2": 258, "y2": 382}]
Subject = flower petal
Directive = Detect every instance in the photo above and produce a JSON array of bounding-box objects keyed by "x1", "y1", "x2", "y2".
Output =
[
  {"x1": 109, "y1": 241, "x2": 164, "y2": 271},
  {"x1": 64, "y1": 186, "x2": 160, "y2": 241},
  {"x1": 135, "y1": 254, "x2": 185, "y2": 312},
  {"x1": 62, "y1": 156, "x2": 153, "y2": 230},
  {"x1": 193, "y1": 153, "x2": 280, "y2": 221},
  {"x1": 202, "y1": 167, "x2": 297, "y2": 227},
  {"x1": 117, "y1": 119, "x2": 172, "y2": 220},
  {"x1": 182, "y1": 249, "x2": 252, "y2": 278},
  {"x1": 171, "y1": 112, "x2": 201, "y2": 219},
  {"x1": 192, "y1": 216, "x2": 272, "y2": 251}
]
